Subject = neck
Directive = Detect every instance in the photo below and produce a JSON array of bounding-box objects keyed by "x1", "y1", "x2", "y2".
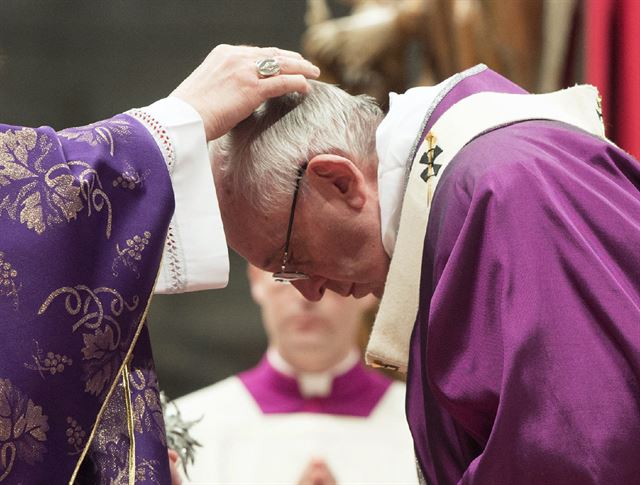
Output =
[{"x1": 268, "y1": 347, "x2": 360, "y2": 376}]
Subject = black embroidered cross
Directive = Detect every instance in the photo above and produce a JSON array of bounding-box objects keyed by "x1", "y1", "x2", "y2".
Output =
[
  {"x1": 419, "y1": 132, "x2": 443, "y2": 182},
  {"x1": 596, "y1": 95, "x2": 603, "y2": 122}
]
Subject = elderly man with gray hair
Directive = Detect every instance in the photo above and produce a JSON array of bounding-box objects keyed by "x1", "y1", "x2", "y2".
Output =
[
  {"x1": 210, "y1": 67, "x2": 640, "y2": 484},
  {"x1": 213, "y1": 81, "x2": 388, "y2": 298}
]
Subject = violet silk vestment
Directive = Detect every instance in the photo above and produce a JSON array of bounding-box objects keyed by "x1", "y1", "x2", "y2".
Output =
[
  {"x1": 175, "y1": 353, "x2": 418, "y2": 483},
  {"x1": 0, "y1": 98, "x2": 228, "y2": 483},
  {"x1": 367, "y1": 66, "x2": 640, "y2": 483}
]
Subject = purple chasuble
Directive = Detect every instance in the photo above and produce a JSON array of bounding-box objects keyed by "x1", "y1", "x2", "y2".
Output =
[
  {"x1": 0, "y1": 117, "x2": 175, "y2": 483},
  {"x1": 239, "y1": 357, "x2": 392, "y2": 417},
  {"x1": 405, "y1": 69, "x2": 640, "y2": 483}
]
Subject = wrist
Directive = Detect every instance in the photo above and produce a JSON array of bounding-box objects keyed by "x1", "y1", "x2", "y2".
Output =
[{"x1": 168, "y1": 93, "x2": 218, "y2": 140}]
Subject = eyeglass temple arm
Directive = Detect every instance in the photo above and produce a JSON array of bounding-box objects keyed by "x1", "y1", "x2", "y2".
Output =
[{"x1": 282, "y1": 162, "x2": 309, "y2": 257}]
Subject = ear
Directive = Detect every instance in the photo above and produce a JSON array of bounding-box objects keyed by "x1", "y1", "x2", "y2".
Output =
[{"x1": 307, "y1": 154, "x2": 367, "y2": 210}]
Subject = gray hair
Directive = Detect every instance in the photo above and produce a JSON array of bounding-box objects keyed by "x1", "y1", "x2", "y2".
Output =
[{"x1": 214, "y1": 80, "x2": 384, "y2": 214}]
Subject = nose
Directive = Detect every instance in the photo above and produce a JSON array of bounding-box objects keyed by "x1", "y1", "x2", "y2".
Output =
[{"x1": 292, "y1": 277, "x2": 327, "y2": 301}]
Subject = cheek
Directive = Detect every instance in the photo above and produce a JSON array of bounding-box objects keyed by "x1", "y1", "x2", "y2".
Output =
[
  {"x1": 319, "y1": 296, "x2": 349, "y2": 319},
  {"x1": 331, "y1": 233, "x2": 371, "y2": 278},
  {"x1": 263, "y1": 311, "x2": 297, "y2": 344},
  {"x1": 262, "y1": 297, "x2": 294, "y2": 331},
  {"x1": 301, "y1": 224, "x2": 374, "y2": 282},
  {"x1": 316, "y1": 297, "x2": 358, "y2": 331},
  {"x1": 318, "y1": 227, "x2": 360, "y2": 260}
]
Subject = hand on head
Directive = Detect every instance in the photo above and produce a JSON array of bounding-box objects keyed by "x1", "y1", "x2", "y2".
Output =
[{"x1": 171, "y1": 44, "x2": 320, "y2": 141}]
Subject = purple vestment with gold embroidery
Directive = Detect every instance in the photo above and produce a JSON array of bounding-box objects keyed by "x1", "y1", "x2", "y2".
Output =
[
  {"x1": 406, "y1": 70, "x2": 640, "y2": 483},
  {"x1": 0, "y1": 116, "x2": 174, "y2": 483}
]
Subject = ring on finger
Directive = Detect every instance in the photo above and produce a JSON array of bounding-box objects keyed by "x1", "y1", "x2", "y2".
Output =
[{"x1": 256, "y1": 58, "x2": 281, "y2": 78}]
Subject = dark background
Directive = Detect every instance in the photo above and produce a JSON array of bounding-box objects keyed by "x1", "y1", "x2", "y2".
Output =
[{"x1": 0, "y1": 0, "x2": 337, "y2": 399}]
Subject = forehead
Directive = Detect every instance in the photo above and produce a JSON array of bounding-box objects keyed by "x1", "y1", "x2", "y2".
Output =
[
  {"x1": 221, "y1": 187, "x2": 326, "y2": 273},
  {"x1": 232, "y1": 230, "x2": 281, "y2": 272},
  {"x1": 225, "y1": 214, "x2": 287, "y2": 273}
]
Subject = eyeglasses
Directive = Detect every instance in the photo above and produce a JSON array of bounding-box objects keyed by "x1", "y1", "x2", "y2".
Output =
[{"x1": 273, "y1": 163, "x2": 310, "y2": 283}]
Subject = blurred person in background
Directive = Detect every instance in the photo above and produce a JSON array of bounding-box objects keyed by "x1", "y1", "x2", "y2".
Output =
[
  {"x1": 175, "y1": 265, "x2": 418, "y2": 484},
  {"x1": 0, "y1": 44, "x2": 319, "y2": 484}
]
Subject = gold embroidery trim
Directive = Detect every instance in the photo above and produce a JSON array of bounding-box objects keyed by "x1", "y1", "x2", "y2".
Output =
[
  {"x1": 67, "y1": 271, "x2": 160, "y2": 485},
  {"x1": 122, "y1": 363, "x2": 136, "y2": 485}
]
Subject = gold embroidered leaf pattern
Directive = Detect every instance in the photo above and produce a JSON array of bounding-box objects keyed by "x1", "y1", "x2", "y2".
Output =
[
  {"x1": 103, "y1": 439, "x2": 130, "y2": 485},
  {"x1": 84, "y1": 353, "x2": 120, "y2": 398},
  {"x1": 132, "y1": 392, "x2": 165, "y2": 446},
  {"x1": 82, "y1": 327, "x2": 121, "y2": 397},
  {"x1": 81, "y1": 326, "x2": 116, "y2": 360},
  {"x1": 0, "y1": 379, "x2": 48, "y2": 481},
  {"x1": 0, "y1": 128, "x2": 37, "y2": 174},
  {"x1": 16, "y1": 400, "x2": 48, "y2": 454},
  {"x1": 18, "y1": 191, "x2": 44, "y2": 234},
  {"x1": 0, "y1": 128, "x2": 85, "y2": 234},
  {"x1": 89, "y1": 381, "x2": 133, "y2": 483},
  {"x1": 130, "y1": 368, "x2": 166, "y2": 446},
  {"x1": 24, "y1": 162, "x2": 85, "y2": 232},
  {"x1": 47, "y1": 171, "x2": 83, "y2": 223},
  {"x1": 144, "y1": 389, "x2": 166, "y2": 445},
  {"x1": 135, "y1": 458, "x2": 161, "y2": 484},
  {"x1": 58, "y1": 119, "x2": 131, "y2": 157},
  {"x1": 0, "y1": 161, "x2": 33, "y2": 185},
  {"x1": 39, "y1": 286, "x2": 139, "y2": 398},
  {"x1": 133, "y1": 394, "x2": 146, "y2": 435}
]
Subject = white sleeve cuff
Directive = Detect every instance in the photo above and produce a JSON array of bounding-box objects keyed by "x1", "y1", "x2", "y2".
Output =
[{"x1": 130, "y1": 97, "x2": 229, "y2": 293}]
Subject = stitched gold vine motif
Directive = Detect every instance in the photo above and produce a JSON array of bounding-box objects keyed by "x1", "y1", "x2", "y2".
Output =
[
  {"x1": 112, "y1": 162, "x2": 150, "y2": 191},
  {"x1": 59, "y1": 119, "x2": 131, "y2": 157},
  {"x1": 0, "y1": 378, "x2": 49, "y2": 482},
  {"x1": 90, "y1": 375, "x2": 162, "y2": 484},
  {"x1": 0, "y1": 128, "x2": 82, "y2": 234},
  {"x1": 129, "y1": 367, "x2": 166, "y2": 446},
  {"x1": 112, "y1": 231, "x2": 152, "y2": 279},
  {"x1": 0, "y1": 128, "x2": 113, "y2": 237},
  {"x1": 69, "y1": 160, "x2": 113, "y2": 238},
  {"x1": 38, "y1": 286, "x2": 140, "y2": 398},
  {"x1": 65, "y1": 416, "x2": 87, "y2": 456},
  {"x1": 92, "y1": 376, "x2": 132, "y2": 484},
  {"x1": 0, "y1": 251, "x2": 19, "y2": 309},
  {"x1": 24, "y1": 340, "x2": 73, "y2": 379}
]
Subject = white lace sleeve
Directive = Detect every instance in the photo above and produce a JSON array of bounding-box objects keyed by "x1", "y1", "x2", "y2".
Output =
[{"x1": 128, "y1": 97, "x2": 229, "y2": 293}]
